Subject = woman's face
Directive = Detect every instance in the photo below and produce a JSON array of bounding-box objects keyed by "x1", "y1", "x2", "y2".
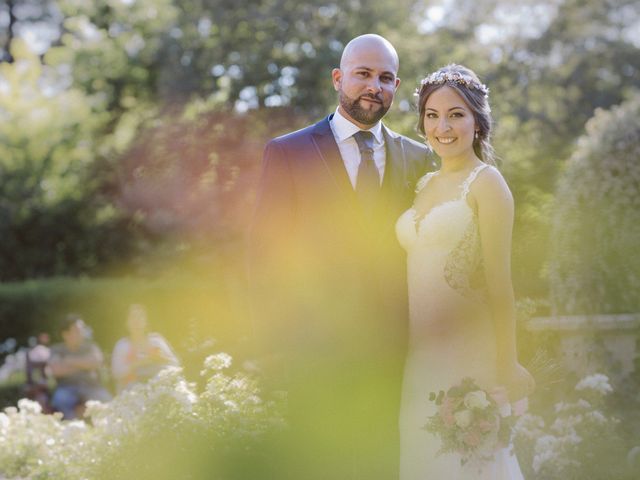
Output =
[
  {"x1": 127, "y1": 306, "x2": 148, "y2": 336},
  {"x1": 422, "y1": 86, "x2": 477, "y2": 162},
  {"x1": 62, "y1": 320, "x2": 85, "y2": 348}
]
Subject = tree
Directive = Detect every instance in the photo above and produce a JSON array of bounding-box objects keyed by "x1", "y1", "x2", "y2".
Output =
[
  {"x1": 42, "y1": 0, "x2": 429, "y2": 269},
  {"x1": 0, "y1": 39, "x2": 134, "y2": 279},
  {"x1": 399, "y1": 0, "x2": 640, "y2": 298},
  {"x1": 481, "y1": 0, "x2": 640, "y2": 298},
  {"x1": 0, "y1": 0, "x2": 61, "y2": 63},
  {"x1": 3, "y1": 0, "x2": 639, "y2": 286}
]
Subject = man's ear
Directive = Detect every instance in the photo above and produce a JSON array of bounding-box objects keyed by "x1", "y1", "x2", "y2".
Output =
[
  {"x1": 395, "y1": 77, "x2": 401, "y2": 90},
  {"x1": 331, "y1": 68, "x2": 342, "y2": 91}
]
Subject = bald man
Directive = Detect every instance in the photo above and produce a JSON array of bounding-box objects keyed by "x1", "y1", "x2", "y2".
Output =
[{"x1": 249, "y1": 34, "x2": 435, "y2": 480}]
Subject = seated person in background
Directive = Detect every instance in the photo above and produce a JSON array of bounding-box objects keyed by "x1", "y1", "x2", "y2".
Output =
[
  {"x1": 24, "y1": 332, "x2": 53, "y2": 412},
  {"x1": 49, "y1": 314, "x2": 112, "y2": 419},
  {"x1": 111, "y1": 304, "x2": 179, "y2": 393}
]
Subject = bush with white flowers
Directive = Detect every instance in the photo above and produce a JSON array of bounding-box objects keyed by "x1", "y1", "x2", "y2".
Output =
[
  {"x1": 0, "y1": 353, "x2": 284, "y2": 480},
  {"x1": 513, "y1": 373, "x2": 630, "y2": 479},
  {"x1": 550, "y1": 94, "x2": 640, "y2": 314}
]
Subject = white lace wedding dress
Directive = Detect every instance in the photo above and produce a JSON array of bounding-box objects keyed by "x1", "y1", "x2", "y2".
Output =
[{"x1": 396, "y1": 164, "x2": 525, "y2": 480}]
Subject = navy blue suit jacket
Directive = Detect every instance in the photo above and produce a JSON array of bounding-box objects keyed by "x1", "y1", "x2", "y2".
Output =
[
  {"x1": 249, "y1": 114, "x2": 434, "y2": 360},
  {"x1": 247, "y1": 114, "x2": 435, "y2": 480}
]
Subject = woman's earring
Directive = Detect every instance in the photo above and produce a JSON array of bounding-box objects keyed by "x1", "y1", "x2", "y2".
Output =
[{"x1": 474, "y1": 130, "x2": 479, "y2": 140}]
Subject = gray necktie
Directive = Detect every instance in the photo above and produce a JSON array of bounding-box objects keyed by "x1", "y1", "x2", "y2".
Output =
[{"x1": 353, "y1": 130, "x2": 380, "y2": 200}]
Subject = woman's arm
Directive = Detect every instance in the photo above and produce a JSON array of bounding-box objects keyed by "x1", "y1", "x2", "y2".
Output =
[
  {"x1": 473, "y1": 167, "x2": 535, "y2": 401},
  {"x1": 148, "y1": 334, "x2": 179, "y2": 366},
  {"x1": 111, "y1": 338, "x2": 134, "y2": 381},
  {"x1": 50, "y1": 344, "x2": 103, "y2": 377}
]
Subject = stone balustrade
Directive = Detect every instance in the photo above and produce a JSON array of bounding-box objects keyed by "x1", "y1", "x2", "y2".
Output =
[{"x1": 527, "y1": 313, "x2": 640, "y2": 383}]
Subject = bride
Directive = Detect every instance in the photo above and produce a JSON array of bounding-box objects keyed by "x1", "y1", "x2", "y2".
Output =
[{"x1": 396, "y1": 64, "x2": 535, "y2": 479}]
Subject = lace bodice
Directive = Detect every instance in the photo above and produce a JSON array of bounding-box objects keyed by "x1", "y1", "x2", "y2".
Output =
[
  {"x1": 396, "y1": 164, "x2": 489, "y2": 249},
  {"x1": 396, "y1": 164, "x2": 492, "y2": 302}
]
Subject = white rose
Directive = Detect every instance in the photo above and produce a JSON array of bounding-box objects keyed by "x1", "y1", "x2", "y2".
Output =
[
  {"x1": 499, "y1": 402, "x2": 512, "y2": 418},
  {"x1": 464, "y1": 390, "x2": 490, "y2": 410},
  {"x1": 454, "y1": 409, "x2": 473, "y2": 428}
]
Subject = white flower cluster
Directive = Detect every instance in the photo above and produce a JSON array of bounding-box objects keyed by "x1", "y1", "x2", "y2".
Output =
[
  {"x1": 416, "y1": 70, "x2": 489, "y2": 98},
  {"x1": 513, "y1": 373, "x2": 622, "y2": 478},
  {"x1": 0, "y1": 350, "x2": 26, "y2": 382},
  {"x1": 575, "y1": 373, "x2": 613, "y2": 396},
  {"x1": 0, "y1": 352, "x2": 284, "y2": 479},
  {"x1": 531, "y1": 434, "x2": 582, "y2": 474},
  {"x1": 0, "y1": 399, "x2": 73, "y2": 479},
  {"x1": 201, "y1": 351, "x2": 233, "y2": 374}
]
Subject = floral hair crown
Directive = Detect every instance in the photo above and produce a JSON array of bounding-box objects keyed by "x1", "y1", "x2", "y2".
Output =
[{"x1": 415, "y1": 70, "x2": 489, "y2": 98}]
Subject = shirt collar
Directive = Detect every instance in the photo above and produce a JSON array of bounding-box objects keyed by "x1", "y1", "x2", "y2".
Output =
[{"x1": 331, "y1": 107, "x2": 384, "y2": 144}]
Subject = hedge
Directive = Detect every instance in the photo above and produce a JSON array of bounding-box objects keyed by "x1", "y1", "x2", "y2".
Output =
[{"x1": 0, "y1": 271, "x2": 251, "y2": 369}]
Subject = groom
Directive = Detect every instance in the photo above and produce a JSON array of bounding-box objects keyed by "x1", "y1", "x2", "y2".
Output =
[{"x1": 249, "y1": 34, "x2": 434, "y2": 479}]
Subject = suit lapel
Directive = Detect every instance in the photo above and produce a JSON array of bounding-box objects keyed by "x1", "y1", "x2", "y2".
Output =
[
  {"x1": 310, "y1": 115, "x2": 355, "y2": 197},
  {"x1": 310, "y1": 117, "x2": 412, "y2": 197}
]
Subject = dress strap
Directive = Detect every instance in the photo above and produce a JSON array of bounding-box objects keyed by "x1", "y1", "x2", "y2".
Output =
[
  {"x1": 460, "y1": 164, "x2": 489, "y2": 198},
  {"x1": 415, "y1": 172, "x2": 437, "y2": 194}
]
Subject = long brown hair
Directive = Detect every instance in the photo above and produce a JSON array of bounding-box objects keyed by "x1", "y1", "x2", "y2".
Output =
[{"x1": 416, "y1": 64, "x2": 497, "y2": 166}]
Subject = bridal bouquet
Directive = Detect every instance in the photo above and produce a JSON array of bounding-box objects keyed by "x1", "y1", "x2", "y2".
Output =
[{"x1": 424, "y1": 377, "x2": 515, "y2": 466}]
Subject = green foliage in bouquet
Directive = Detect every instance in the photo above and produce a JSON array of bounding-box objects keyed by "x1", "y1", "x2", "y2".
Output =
[{"x1": 549, "y1": 94, "x2": 640, "y2": 315}]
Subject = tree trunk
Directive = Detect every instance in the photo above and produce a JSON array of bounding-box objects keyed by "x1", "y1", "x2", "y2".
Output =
[{"x1": 4, "y1": 0, "x2": 16, "y2": 63}]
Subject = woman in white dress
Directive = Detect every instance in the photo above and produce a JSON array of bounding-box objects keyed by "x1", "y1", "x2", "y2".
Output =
[
  {"x1": 396, "y1": 64, "x2": 535, "y2": 479},
  {"x1": 111, "y1": 304, "x2": 179, "y2": 393}
]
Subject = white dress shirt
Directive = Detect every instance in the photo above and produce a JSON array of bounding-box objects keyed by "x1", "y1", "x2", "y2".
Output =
[{"x1": 329, "y1": 108, "x2": 386, "y2": 189}]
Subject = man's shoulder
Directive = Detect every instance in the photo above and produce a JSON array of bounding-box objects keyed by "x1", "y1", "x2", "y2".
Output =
[
  {"x1": 148, "y1": 332, "x2": 170, "y2": 346},
  {"x1": 49, "y1": 342, "x2": 67, "y2": 357},
  {"x1": 402, "y1": 134, "x2": 429, "y2": 153},
  {"x1": 384, "y1": 126, "x2": 437, "y2": 173},
  {"x1": 384, "y1": 126, "x2": 428, "y2": 152},
  {"x1": 83, "y1": 341, "x2": 103, "y2": 355},
  {"x1": 112, "y1": 337, "x2": 131, "y2": 351},
  {"x1": 267, "y1": 117, "x2": 329, "y2": 148}
]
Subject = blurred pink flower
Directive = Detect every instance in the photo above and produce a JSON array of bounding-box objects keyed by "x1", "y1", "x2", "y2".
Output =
[
  {"x1": 440, "y1": 396, "x2": 456, "y2": 427},
  {"x1": 463, "y1": 428, "x2": 482, "y2": 447},
  {"x1": 477, "y1": 418, "x2": 497, "y2": 433}
]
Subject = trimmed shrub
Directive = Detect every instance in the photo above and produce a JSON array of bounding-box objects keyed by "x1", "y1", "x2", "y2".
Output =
[
  {"x1": 549, "y1": 94, "x2": 640, "y2": 315},
  {"x1": 0, "y1": 272, "x2": 251, "y2": 376}
]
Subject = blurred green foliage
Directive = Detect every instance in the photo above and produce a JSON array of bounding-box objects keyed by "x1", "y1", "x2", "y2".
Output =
[
  {"x1": 0, "y1": 373, "x2": 25, "y2": 410},
  {"x1": 0, "y1": 271, "x2": 250, "y2": 366},
  {"x1": 550, "y1": 94, "x2": 640, "y2": 314},
  {"x1": 0, "y1": 0, "x2": 638, "y2": 298},
  {"x1": 0, "y1": 39, "x2": 137, "y2": 279}
]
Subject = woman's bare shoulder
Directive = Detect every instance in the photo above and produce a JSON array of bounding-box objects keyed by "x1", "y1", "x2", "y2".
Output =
[{"x1": 473, "y1": 165, "x2": 512, "y2": 203}]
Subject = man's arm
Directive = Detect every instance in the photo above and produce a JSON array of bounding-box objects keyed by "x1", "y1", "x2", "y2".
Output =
[
  {"x1": 49, "y1": 344, "x2": 103, "y2": 378},
  {"x1": 247, "y1": 139, "x2": 296, "y2": 367},
  {"x1": 248, "y1": 139, "x2": 295, "y2": 261}
]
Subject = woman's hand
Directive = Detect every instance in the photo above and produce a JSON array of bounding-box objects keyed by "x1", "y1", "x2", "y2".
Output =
[{"x1": 499, "y1": 362, "x2": 535, "y2": 402}]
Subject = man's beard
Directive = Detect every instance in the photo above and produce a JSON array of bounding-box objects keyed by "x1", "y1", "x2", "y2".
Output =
[{"x1": 339, "y1": 90, "x2": 390, "y2": 125}]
